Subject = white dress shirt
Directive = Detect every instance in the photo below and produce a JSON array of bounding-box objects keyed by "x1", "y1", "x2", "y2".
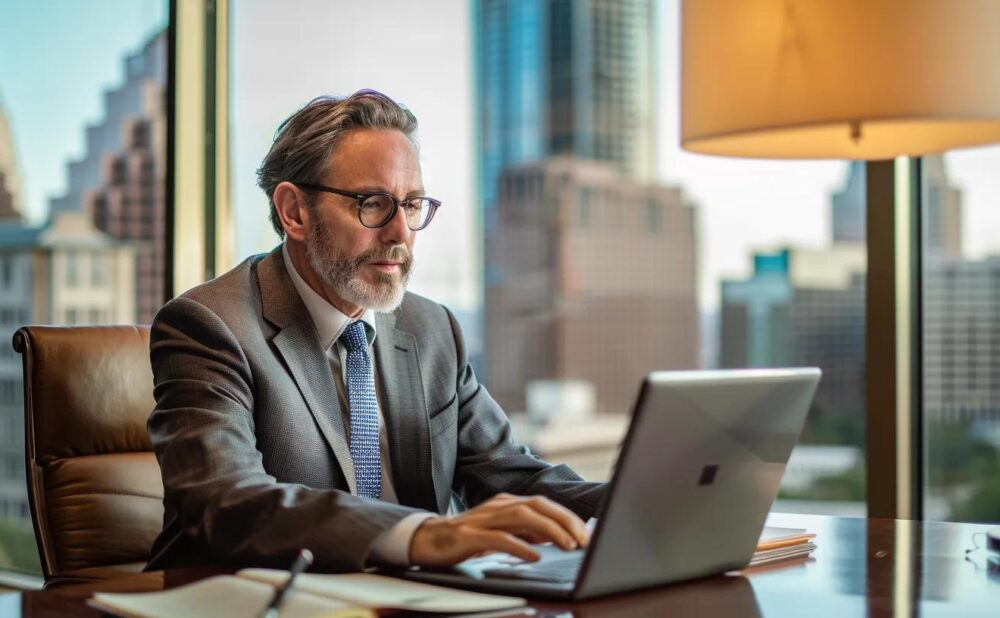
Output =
[{"x1": 282, "y1": 243, "x2": 434, "y2": 565}]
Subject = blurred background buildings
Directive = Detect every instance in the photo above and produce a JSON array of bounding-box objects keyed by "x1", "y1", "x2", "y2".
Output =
[
  {"x1": 0, "y1": 29, "x2": 163, "y2": 543},
  {"x1": 3, "y1": 0, "x2": 1000, "y2": 577}
]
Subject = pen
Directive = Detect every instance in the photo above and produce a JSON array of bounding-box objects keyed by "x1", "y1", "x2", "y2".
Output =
[
  {"x1": 447, "y1": 609, "x2": 538, "y2": 618},
  {"x1": 260, "y1": 548, "x2": 314, "y2": 618}
]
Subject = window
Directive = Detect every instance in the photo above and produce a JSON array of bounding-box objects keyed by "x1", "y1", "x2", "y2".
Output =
[
  {"x1": 0, "y1": 381, "x2": 13, "y2": 406},
  {"x1": 230, "y1": 0, "x2": 865, "y2": 516},
  {"x1": 923, "y1": 149, "x2": 1000, "y2": 523},
  {"x1": 231, "y1": 0, "x2": 477, "y2": 344},
  {"x1": 646, "y1": 199, "x2": 662, "y2": 232},
  {"x1": 0, "y1": 0, "x2": 168, "y2": 577},
  {"x1": 91, "y1": 252, "x2": 107, "y2": 286},
  {"x1": 0, "y1": 256, "x2": 10, "y2": 288},
  {"x1": 65, "y1": 251, "x2": 79, "y2": 287},
  {"x1": 578, "y1": 188, "x2": 593, "y2": 227}
]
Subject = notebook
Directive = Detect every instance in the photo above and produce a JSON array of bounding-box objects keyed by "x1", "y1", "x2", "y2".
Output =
[
  {"x1": 750, "y1": 526, "x2": 817, "y2": 567},
  {"x1": 89, "y1": 571, "x2": 526, "y2": 618},
  {"x1": 400, "y1": 368, "x2": 821, "y2": 599}
]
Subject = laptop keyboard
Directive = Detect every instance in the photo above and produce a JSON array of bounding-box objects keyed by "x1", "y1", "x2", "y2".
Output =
[{"x1": 482, "y1": 554, "x2": 583, "y2": 583}]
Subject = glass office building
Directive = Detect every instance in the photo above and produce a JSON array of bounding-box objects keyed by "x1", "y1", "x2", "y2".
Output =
[{"x1": 476, "y1": 0, "x2": 656, "y2": 231}]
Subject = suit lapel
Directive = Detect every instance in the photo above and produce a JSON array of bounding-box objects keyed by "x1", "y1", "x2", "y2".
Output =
[
  {"x1": 374, "y1": 312, "x2": 438, "y2": 512},
  {"x1": 258, "y1": 248, "x2": 356, "y2": 493}
]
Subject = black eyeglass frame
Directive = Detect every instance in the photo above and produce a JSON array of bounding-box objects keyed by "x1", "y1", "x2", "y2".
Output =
[{"x1": 292, "y1": 181, "x2": 441, "y2": 231}]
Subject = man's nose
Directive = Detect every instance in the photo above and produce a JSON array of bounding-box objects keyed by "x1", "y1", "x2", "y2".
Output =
[{"x1": 378, "y1": 203, "x2": 412, "y2": 245}]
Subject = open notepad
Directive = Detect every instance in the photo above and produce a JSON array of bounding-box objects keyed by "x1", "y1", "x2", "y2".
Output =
[
  {"x1": 90, "y1": 571, "x2": 527, "y2": 618},
  {"x1": 750, "y1": 526, "x2": 817, "y2": 568}
]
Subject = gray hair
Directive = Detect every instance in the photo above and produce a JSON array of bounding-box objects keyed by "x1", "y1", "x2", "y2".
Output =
[{"x1": 257, "y1": 89, "x2": 419, "y2": 238}]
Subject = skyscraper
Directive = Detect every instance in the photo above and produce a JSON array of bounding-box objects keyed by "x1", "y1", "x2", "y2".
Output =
[
  {"x1": 830, "y1": 156, "x2": 963, "y2": 258},
  {"x1": 0, "y1": 90, "x2": 24, "y2": 221},
  {"x1": 923, "y1": 155, "x2": 964, "y2": 260},
  {"x1": 831, "y1": 162, "x2": 865, "y2": 244},
  {"x1": 924, "y1": 257, "x2": 1000, "y2": 423},
  {"x1": 486, "y1": 157, "x2": 698, "y2": 414},
  {"x1": 51, "y1": 31, "x2": 167, "y2": 323},
  {"x1": 719, "y1": 246, "x2": 867, "y2": 442},
  {"x1": 477, "y1": 0, "x2": 688, "y2": 415},
  {"x1": 476, "y1": 0, "x2": 656, "y2": 230}
]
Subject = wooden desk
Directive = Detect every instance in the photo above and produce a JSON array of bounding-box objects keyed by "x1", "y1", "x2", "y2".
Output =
[{"x1": 4, "y1": 513, "x2": 1000, "y2": 617}]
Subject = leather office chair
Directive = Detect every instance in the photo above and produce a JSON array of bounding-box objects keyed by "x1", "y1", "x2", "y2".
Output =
[{"x1": 13, "y1": 325, "x2": 164, "y2": 586}]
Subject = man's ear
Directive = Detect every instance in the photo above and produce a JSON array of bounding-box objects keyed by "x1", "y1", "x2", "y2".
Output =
[{"x1": 273, "y1": 181, "x2": 310, "y2": 242}]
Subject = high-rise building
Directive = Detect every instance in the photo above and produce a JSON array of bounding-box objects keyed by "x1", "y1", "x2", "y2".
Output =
[
  {"x1": 0, "y1": 212, "x2": 135, "y2": 522},
  {"x1": 830, "y1": 156, "x2": 963, "y2": 258},
  {"x1": 476, "y1": 0, "x2": 656, "y2": 230},
  {"x1": 831, "y1": 162, "x2": 865, "y2": 244},
  {"x1": 924, "y1": 257, "x2": 1000, "y2": 423},
  {"x1": 923, "y1": 155, "x2": 964, "y2": 260},
  {"x1": 51, "y1": 31, "x2": 167, "y2": 323},
  {"x1": 477, "y1": 0, "x2": 668, "y2": 413},
  {"x1": 486, "y1": 157, "x2": 698, "y2": 414},
  {"x1": 725, "y1": 155, "x2": 973, "y2": 446},
  {"x1": 0, "y1": 172, "x2": 15, "y2": 221},
  {"x1": 0, "y1": 90, "x2": 24, "y2": 221},
  {"x1": 86, "y1": 94, "x2": 166, "y2": 324},
  {"x1": 720, "y1": 246, "x2": 867, "y2": 439}
]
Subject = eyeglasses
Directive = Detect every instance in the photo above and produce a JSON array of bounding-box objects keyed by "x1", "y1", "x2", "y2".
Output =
[{"x1": 293, "y1": 182, "x2": 441, "y2": 231}]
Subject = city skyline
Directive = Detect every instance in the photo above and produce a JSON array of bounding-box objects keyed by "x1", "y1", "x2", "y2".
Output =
[
  {"x1": 7, "y1": 1, "x2": 1000, "y2": 315},
  {"x1": 476, "y1": 0, "x2": 657, "y2": 230},
  {"x1": 0, "y1": 0, "x2": 166, "y2": 225},
  {"x1": 0, "y1": 20, "x2": 166, "y2": 533},
  {"x1": 476, "y1": 0, "x2": 699, "y2": 413},
  {"x1": 1, "y1": 0, "x2": 1000, "y2": 559}
]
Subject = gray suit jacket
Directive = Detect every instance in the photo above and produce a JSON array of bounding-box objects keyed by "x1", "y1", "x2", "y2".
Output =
[{"x1": 146, "y1": 247, "x2": 606, "y2": 571}]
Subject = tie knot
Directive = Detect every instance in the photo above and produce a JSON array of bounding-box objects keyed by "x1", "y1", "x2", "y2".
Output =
[{"x1": 340, "y1": 320, "x2": 368, "y2": 353}]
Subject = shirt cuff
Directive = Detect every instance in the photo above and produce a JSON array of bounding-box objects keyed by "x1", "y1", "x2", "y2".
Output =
[{"x1": 368, "y1": 512, "x2": 438, "y2": 566}]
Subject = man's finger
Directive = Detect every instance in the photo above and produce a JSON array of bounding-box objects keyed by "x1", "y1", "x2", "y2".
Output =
[
  {"x1": 468, "y1": 529, "x2": 541, "y2": 563},
  {"x1": 522, "y1": 496, "x2": 591, "y2": 547},
  {"x1": 482, "y1": 504, "x2": 578, "y2": 550}
]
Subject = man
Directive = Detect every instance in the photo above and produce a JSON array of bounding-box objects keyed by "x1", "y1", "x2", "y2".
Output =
[{"x1": 147, "y1": 90, "x2": 607, "y2": 572}]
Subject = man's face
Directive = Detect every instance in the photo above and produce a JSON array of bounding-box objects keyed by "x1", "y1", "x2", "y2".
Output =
[{"x1": 304, "y1": 128, "x2": 421, "y2": 314}]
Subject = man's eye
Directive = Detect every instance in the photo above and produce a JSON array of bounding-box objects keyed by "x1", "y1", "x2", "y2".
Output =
[{"x1": 360, "y1": 197, "x2": 391, "y2": 211}]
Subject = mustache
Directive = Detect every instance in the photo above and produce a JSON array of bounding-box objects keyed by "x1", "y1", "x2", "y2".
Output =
[{"x1": 354, "y1": 245, "x2": 412, "y2": 268}]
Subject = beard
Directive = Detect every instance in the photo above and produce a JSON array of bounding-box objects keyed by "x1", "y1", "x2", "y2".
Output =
[{"x1": 305, "y1": 218, "x2": 413, "y2": 313}]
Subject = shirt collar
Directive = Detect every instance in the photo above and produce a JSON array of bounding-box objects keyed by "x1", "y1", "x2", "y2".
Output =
[{"x1": 282, "y1": 242, "x2": 377, "y2": 351}]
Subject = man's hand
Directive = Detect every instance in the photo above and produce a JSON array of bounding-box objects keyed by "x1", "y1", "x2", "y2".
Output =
[{"x1": 408, "y1": 493, "x2": 590, "y2": 567}]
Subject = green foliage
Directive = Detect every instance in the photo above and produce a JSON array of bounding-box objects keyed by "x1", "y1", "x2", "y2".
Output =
[
  {"x1": 785, "y1": 417, "x2": 1000, "y2": 521},
  {"x1": 950, "y1": 475, "x2": 1000, "y2": 523},
  {"x1": 926, "y1": 419, "x2": 1000, "y2": 524},
  {"x1": 799, "y1": 410, "x2": 863, "y2": 446},
  {"x1": 0, "y1": 517, "x2": 41, "y2": 575},
  {"x1": 779, "y1": 462, "x2": 865, "y2": 502},
  {"x1": 926, "y1": 421, "x2": 995, "y2": 487}
]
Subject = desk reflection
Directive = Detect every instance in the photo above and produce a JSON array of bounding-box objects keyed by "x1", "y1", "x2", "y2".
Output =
[
  {"x1": 14, "y1": 515, "x2": 1000, "y2": 617},
  {"x1": 539, "y1": 575, "x2": 759, "y2": 618}
]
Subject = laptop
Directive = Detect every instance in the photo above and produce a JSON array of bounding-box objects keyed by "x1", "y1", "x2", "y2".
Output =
[{"x1": 399, "y1": 368, "x2": 821, "y2": 600}]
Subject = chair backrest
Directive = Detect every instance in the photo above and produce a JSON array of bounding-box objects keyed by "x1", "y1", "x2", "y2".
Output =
[{"x1": 13, "y1": 325, "x2": 163, "y2": 582}]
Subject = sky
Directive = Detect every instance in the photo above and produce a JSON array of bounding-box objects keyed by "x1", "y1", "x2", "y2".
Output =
[
  {"x1": 0, "y1": 0, "x2": 167, "y2": 223},
  {"x1": 4, "y1": 0, "x2": 1000, "y2": 314}
]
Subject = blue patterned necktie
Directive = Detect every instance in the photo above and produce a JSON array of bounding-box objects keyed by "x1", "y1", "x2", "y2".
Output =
[{"x1": 340, "y1": 321, "x2": 382, "y2": 499}]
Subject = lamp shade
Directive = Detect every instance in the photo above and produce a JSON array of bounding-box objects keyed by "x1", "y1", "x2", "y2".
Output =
[{"x1": 681, "y1": 0, "x2": 1000, "y2": 159}]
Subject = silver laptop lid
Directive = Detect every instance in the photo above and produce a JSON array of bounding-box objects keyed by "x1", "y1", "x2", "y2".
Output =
[{"x1": 576, "y1": 368, "x2": 821, "y2": 598}]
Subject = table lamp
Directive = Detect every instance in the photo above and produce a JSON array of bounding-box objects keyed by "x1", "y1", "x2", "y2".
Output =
[{"x1": 681, "y1": 0, "x2": 1000, "y2": 160}]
